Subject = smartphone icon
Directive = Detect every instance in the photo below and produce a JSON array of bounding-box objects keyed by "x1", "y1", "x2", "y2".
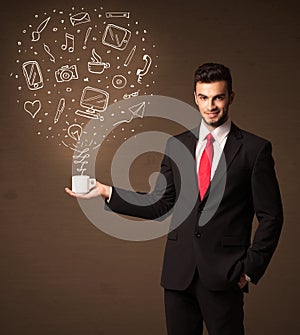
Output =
[{"x1": 22, "y1": 60, "x2": 44, "y2": 90}]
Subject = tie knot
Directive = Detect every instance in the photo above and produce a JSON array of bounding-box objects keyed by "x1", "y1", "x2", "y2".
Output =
[{"x1": 206, "y1": 133, "x2": 214, "y2": 143}]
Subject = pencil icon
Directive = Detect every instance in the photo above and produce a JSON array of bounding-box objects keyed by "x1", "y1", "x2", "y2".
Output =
[
  {"x1": 54, "y1": 98, "x2": 66, "y2": 124},
  {"x1": 124, "y1": 45, "x2": 136, "y2": 67}
]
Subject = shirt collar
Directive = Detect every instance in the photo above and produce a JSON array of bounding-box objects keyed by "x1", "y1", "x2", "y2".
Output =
[{"x1": 199, "y1": 118, "x2": 232, "y2": 144}]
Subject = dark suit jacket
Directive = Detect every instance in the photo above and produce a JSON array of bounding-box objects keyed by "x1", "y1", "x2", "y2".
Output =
[{"x1": 107, "y1": 123, "x2": 283, "y2": 291}]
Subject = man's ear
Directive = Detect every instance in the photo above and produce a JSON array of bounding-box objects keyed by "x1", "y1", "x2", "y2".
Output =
[
  {"x1": 194, "y1": 91, "x2": 198, "y2": 105},
  {"x1": 229, "y1": 91, "x2": 235, "y2": 104}
]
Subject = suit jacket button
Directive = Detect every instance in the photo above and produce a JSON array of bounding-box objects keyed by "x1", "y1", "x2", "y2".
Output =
[{"x1": 195, "y1": 232, "x2": 201, "y2": 238}]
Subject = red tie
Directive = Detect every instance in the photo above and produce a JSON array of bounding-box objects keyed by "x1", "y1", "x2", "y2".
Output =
[{"x1": 198, "y1": 133, "x2": 214, "y2": 200}]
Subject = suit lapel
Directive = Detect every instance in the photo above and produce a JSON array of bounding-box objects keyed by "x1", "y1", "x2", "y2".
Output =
[
  {"x1": 183, "y1": 125, "x2": 199, "y2": 158},
  {"x1": 221, "y1": 123, "x2": 243, "y2": 171},
  {"x1": 179, "y1": 127, "x2": 199, "y2": 199}
]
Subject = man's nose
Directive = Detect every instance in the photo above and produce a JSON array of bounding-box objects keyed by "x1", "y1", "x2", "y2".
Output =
[{"x1": 207, "y1": 99, "x2": 216, "y2": 111}]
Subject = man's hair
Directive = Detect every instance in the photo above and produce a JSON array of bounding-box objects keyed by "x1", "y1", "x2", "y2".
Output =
[{"x1": 194, "y1": 63, "x2": 232, "y2": 94}]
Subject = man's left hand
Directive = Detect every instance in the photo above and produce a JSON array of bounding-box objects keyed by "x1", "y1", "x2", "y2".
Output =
[{"x1": 238, "y1": 274, "x2": 248, "y2": 289}]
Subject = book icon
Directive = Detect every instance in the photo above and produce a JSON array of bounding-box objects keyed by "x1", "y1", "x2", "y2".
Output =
[
  {"x1": 75, "y1": 86, "x2": 109, "y2": 120},
  {"x1": 102, "y1": 24, "x2": 131, "y2": 51}
]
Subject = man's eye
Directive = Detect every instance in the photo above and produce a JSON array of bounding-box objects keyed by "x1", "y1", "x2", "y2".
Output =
[
  {"x1": 199, "y1": 96, "x2": 207, "y2": 100},
  {"x1": 216, "y1": 96, "x2": 224, "y2": 100}
]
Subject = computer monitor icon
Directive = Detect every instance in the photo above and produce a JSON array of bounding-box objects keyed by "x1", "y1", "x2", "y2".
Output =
[{"x1": 75, "y1": 86, "x2": 109, "y2": 119}]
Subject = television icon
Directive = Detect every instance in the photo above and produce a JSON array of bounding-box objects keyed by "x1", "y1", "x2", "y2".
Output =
[
  {"x1": 102, "y1": 24, "x2": 131, "y2": 51},
  {"x1": 75, "y1": 86, "x2": 109, "y2": 119}
]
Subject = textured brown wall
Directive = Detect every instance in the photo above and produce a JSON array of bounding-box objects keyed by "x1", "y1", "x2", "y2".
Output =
[{"x1": 1, "y1": 0, "x2": 299, "y2": 334}]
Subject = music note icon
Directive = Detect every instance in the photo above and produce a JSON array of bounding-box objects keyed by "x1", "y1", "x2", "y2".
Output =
[{"x1": 61, "y1": 33, "x2": 75, "y2": 52}]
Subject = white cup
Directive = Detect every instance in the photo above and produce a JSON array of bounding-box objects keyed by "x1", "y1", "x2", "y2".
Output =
[{"x1": 72, "y1": 175, "x2": 96, "y2": 194}]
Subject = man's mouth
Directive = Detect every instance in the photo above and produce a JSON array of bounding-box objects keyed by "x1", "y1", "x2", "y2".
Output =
[{"x1": 205, "y1": 111, "x2": 220, "y2": 118}]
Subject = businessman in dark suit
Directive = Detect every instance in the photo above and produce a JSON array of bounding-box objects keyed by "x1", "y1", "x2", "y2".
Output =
[{"x1": 66, "y1": 63, "x2": 283, "y2": 335}]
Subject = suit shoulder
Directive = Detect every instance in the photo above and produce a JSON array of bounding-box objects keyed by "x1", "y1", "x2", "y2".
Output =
[
  {"x1": 229, "y1": 124, "x2": 274, "y2": 160},
  {"x1": 165, "y1": 129, "x2": 197, "y2": 149},
  {"x1": 170, "y1": 128, "x2": 197, "y2": 142},
  {"x1": 235, "y1": 125, "x2": 271, "y2": 148}
]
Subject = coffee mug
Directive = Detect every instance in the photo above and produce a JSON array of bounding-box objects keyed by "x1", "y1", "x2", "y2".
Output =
[
  {"x1": 72, "y1": 175, "x2": 96, "y2": 194},
  {"x1": 88, "y1": 61, "x2": 110, "y2": 74}
]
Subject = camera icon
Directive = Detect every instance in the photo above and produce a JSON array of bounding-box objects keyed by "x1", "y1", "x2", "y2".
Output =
[{"x1": 55, "y1": 64, "x2": 79, "y2": 83}]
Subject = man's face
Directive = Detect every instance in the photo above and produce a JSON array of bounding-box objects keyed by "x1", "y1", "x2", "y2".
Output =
[{"x1": 194, "y1": 81, "x2": 234, "y2": 130}]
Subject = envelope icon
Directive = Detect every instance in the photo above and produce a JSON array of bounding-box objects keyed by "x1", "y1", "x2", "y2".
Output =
[
  {"x1": 70, "y1": 12, "x2": 91, "y2": 26},
  {"x1": 102, "y1": 24, "x2": 131, "y2": 51}
]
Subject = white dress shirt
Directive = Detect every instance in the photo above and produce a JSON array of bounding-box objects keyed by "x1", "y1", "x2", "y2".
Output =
[{"x1": 195, "y1": 118, "x2": 231, "y2": 179}]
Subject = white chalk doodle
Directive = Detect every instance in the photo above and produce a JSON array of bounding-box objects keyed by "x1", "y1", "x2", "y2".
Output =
[
  {"x1": 70, "y1": 12, "x2": 91, "y2": 26},
  {"x1": 67, "y1": 124, "x2": 82, "y2": 141},
  {"x1": 22, "y1": 60, "x2": 44, "y2": 90},
  {"x1": 124, "y1": 45, "x2": 136, "y2": 67},
  {"x1": 55, "y1": 64, "x2": 78, "y2": 83},
  {"x1": 75, "y1": 86, "x2": 109, "y2": 119},
  {"x1": 123, "y1": 89, "x2": 140, "y2": 99},
  {"x1": 13, "y1": 7, "x2": 159, "y2": 147},
  {"x1": 24, "y1": 99, "x2": 42, "y2": 118},
  {"x1": 112, "y1": 75, "x2": 127, "y2": 89},
  {"x1": 61, "y1": 33, "x2": 75, "y2": 52},
  {"x1": 31, "y1": 16, "x2": 51, "y2": 42},
  {"x1": 102, "y1": 24, "x2": 131, "y2": 50},
  {"x1": 105, "y1": 12, "x2": 130, "y2": 19},
  {"x1": 83, "y1": 27, "x2": 92, "y2": 49},
  {"x1": 88, "y1": 49, "x2": 110, "y2": 74},
  {"x1": 128, "y1": 101, "x2": 145, "y2": 118},
  {"x1": 73, "y1": 147, "x2": 90, "y2": 175},
  {"x1": 61, "y1": 140, "x2": 75, "y2": 149},
  {"x1": 137, "y1": 54, "x2": 152, "y2": 84},
  {"x1": 54, "y1": 97, "x2": 66, "y2": 123},
  {"x1": 113, "y1": 101, "x2": 145, "y2": 127},
  {"x1": 43, "y1": 43, "x2": 55, "y2": 63}
]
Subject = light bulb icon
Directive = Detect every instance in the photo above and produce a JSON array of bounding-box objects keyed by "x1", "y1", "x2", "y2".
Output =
[{"x1": 67, "y1": 124, "x2": 82, "y2": 141}]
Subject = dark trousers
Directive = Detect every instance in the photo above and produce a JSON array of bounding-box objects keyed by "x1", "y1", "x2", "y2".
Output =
[{"x1": 164, "y1": 269, "x2": 244, "y2": 335}]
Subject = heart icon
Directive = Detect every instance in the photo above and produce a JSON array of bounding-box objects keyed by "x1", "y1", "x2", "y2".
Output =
[{"x1": 24, "y1": 100, "x2": 41, "y2": 118}]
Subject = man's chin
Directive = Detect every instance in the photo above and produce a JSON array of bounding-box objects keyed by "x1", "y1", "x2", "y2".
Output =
[
  {"x1": 204, "y1": 118, "x2": 220, "y2": 127},
  {"x1": 204, "y1": 116, "x2": 227, "y2": 128}
]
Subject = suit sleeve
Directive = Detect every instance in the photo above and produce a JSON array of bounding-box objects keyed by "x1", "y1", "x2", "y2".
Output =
[
  {"x1": 105, "y1": 140, "x2": 177, "y2": 220},
  {"x1": 244, "y1": 141, "x2": 283, "y2": 284}
]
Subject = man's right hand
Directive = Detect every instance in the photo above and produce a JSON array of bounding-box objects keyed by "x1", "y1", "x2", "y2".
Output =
[{"x1": 65, "y1": 181, "x2": 111, "y2": 200}]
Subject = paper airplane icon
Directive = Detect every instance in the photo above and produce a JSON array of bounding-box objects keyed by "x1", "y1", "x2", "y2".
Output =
[
  {"x1": 128, "y1": 101, "x2": 145, "y2": 118},
  {"x1": 113, "y1": 101, "x2": 146, "y2": 127}
]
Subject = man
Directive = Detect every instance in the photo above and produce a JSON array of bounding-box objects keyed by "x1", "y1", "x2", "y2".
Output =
[{"x1": 66, "y1": 63, "x2": 283, "y2": 335}]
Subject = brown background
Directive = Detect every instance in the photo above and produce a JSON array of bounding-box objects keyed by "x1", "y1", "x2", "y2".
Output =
[{"x1": 1, "y1": 0, "x2": 299, "y2": 334}]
